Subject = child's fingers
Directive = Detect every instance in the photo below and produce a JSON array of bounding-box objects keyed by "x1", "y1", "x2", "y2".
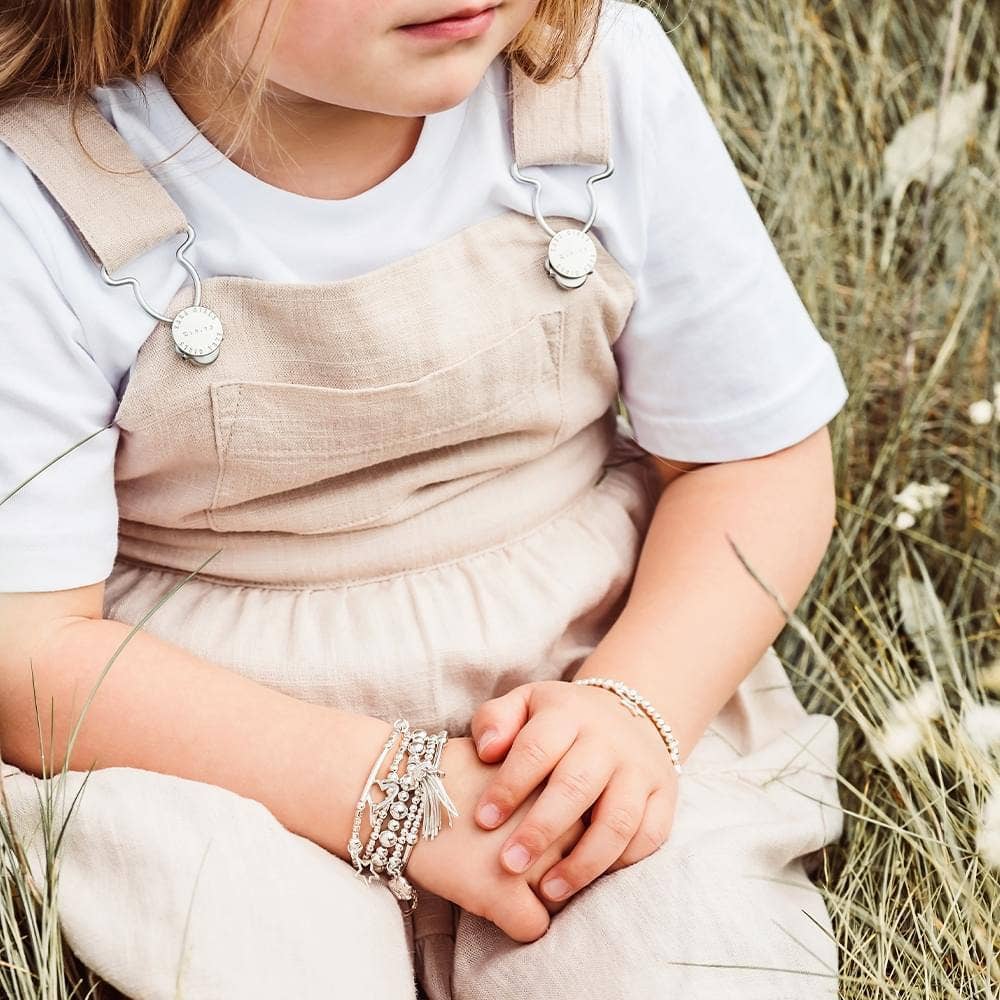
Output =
[
  {"x1": 474, "y1": 714, "x2": 576, "y2": 833},
  {"x1": 496, "y1": 738, "x2": 613, "y2": 876},
  {"x1": 469, "y1": 683, "x2": 534, "y2": 760},
  {"x1": 488, "y1": 882, "x2": 553, "y2": 944},
  {"x1": 596, "y1": 784, "x2": 678, "y2": 879},
  {"x1": 615, "y1": 783, "x2": 677, "y2": 868},
  {"x1": 536, "y1": 767, "x2": 652, "y2": 902},
  {"x1": 526, "y1": 823, "x2": 583, "y2": 916}
]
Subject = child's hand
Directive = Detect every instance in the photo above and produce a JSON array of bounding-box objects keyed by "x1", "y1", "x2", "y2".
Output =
[
  {"x1": 402, "y1": 736, "x2": 586, "y2": 943},
  {"x1": 468, "y1": 680, "x2": 680, "y2": 904}
]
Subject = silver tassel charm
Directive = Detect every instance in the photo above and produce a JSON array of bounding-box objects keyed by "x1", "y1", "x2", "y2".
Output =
[
  {"x1": 419, "y1": 767, "x2": 460, "y2": 839},
  {"x1": 348, "y1": 720, "x2": 462, "y2": 915}
]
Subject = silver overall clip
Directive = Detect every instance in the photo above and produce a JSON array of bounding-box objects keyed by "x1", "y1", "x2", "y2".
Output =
[
  {"x1": 100, "y1": 223, "x2": 224, "y2": 366},
  {"x1": 510, "y1": 158, "x2": 614, "y2": 289}
]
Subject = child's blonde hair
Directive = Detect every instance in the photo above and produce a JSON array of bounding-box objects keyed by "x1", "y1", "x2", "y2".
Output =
[{"x1": 0, "y1": 1, "x2": 639, "y2": 168}]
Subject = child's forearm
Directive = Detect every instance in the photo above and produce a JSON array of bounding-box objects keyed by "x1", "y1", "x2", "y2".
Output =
[
  {"x1": 0, "y1": 615, "x2": 394, "y2": 860},
  {"x1": 571, "y1": 427, "x2": 837, "y2": 761}
]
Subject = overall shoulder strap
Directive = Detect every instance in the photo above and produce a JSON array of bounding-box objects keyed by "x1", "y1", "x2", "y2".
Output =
[
  {"x1": 0, "y1": 93, "x2": 189, "y2": 273},
  {"x1": 508, "y1": 29, "x2": 610, "y2": 167},
  {"x1": 0, "y1": 51, "x2": 610, "y2": 272}
]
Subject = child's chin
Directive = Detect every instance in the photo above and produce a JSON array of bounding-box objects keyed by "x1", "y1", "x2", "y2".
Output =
[{"x1": 396, "y1": 63, "x2": 494, "y2": 115}]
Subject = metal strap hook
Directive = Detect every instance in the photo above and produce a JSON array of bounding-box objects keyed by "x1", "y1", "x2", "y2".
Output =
[
  {"x1": 510, "y1": 158, "x2": 615, "y2": 289},
  {"x1": 99, "y1": 223, "x2": 224, "y2": 366}
]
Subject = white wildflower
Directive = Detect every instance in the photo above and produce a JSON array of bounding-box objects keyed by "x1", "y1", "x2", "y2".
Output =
[
  {"x1": 893, "y1": 484, "x2": 925, "y2": 514},
  {"x1": 880, "y1": 82, "x2": 987, "y2": 203},
  {"x1": 894, "y1": 510, "x2": 917, "y2": 530},
  {"x1": 976, "y1": 787, "x2": 1000, "y2": 870},
  {"x1": 875, "y1": 717, "x2": 926, "y2": 762},
  {"x1": 892, "y1": 479, "x2": 950, "y2": 515},
  {"x1": 959, "y1": 702, "x2": 1000, "y2": 753},
  {"x1": 910, "y1": 679, "x2": 945, "y2": 719},
  {"x1": 968, "y1": 399, "x2": 995, "y2": 425},
  {"x1": 872, "y1": 680, "x2": 943, "y2": 762},
  {"x1": 925, "y1": 481, "x2": 949, "y2": 506}
]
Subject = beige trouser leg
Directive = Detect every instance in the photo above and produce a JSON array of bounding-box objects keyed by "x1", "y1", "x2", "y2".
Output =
[{"x1": 2, "y1": 764, "x2": 418, "y2": 1000}]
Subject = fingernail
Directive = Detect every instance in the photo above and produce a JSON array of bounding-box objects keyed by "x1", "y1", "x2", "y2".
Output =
[
  {"x1": 476, "y1": 728, "x2": 498, "y2": 754},
  {"x1": 477, "y1": 802, "x2": 501, "y2": 827},
  {"x1": 543, "y1": 876, "x2": 571, "y2": 900},
  {"x1": 502, "y1": 843, "x2": 531, "y2": 872}
]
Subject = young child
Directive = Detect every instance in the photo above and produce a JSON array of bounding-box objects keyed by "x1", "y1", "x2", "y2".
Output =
[{"x1": 0, "y1": 1, "x2": 850, "y2": 997}]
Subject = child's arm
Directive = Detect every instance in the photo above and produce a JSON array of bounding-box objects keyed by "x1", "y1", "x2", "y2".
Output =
[
  {"x1": 468, "y1": 424, "x2": 838, "y2": 901},
  {"x1": 0, "y1": 584, "x2": 394, "y2": 861},
  {"x1": 573, "y1": 423, "x2": 837, "y2": 759},
  {"x1": 0, "y1": 586, "x2": 601, "y2": 942}
]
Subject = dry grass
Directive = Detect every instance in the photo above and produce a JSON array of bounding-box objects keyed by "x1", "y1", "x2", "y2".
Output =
[
  {"x1": 2, "y1": 0, "x2": 999, "y2": 996},
  {"x1": 645, "y1": 0, "x2": 999, "y2": 995}
]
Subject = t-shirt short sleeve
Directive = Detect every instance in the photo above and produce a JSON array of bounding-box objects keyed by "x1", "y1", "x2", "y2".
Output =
[
  {"x1": 613, "y1": 7, "x2": 849, "y2": 462},
  {"x1": 0, "y1": 163, "x2": 121, "y2": 593}
]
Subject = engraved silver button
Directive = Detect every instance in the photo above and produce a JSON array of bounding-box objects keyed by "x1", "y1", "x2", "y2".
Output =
[
  {"x1": 546, "y1": 228, "x2": 597, "y2": 289},
  {"x1": 171, "y1": 304, "x2": 224, "y2": 365}
]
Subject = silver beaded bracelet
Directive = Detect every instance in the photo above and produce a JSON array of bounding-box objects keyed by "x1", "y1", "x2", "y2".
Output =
[
  {"x1": 348, "y1": 718, "x2": 460, "y2": 914},
  {"x1": 573, "y1": 677, "x2": 683, "y2": 774}
]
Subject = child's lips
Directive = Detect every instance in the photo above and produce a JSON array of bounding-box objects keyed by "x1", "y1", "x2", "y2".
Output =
[{"x1": 397, "y1": 4, "x2": 498, "y2": 42}]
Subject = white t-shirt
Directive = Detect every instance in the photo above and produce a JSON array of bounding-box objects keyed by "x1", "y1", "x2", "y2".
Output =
[{"x1": 0, "y1": 1, "x2": 849, "y2": 593}]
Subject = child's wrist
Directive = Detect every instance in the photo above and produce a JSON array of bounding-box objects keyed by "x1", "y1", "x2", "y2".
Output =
[{"x1": 293, "y1": 708, "x2": 396, "y2": 862}]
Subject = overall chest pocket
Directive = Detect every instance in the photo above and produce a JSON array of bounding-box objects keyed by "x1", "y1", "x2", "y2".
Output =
[{"x1": 206, "y1": 309, "x2": 566, "y2": 534}]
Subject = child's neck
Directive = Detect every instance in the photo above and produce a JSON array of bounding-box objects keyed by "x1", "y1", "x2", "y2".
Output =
[{"x1": 159, "y1": 60, "x2": 425, "y2": 201}]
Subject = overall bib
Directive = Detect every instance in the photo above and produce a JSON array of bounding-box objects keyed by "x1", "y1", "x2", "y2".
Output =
[{"x1": 0, "y1": 45, "x2": 844, "y2": 1000}]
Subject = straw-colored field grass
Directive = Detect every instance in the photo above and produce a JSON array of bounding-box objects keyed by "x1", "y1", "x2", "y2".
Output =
[{"x1": 650, "y1": 1, "x2": 998, "y2": 995}]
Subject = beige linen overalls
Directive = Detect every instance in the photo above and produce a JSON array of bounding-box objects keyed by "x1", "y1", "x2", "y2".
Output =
[{"x1": 0, "y1": 43, "x2": 844, "y2": 1000}]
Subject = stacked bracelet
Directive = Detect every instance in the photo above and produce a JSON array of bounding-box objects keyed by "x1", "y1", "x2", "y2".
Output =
[
  {"x1": 574, "y1": 676, "x2": 683, "y2": 774},
  {"x1": 348, "y1": 718, "x2": 460, "y2": 915}
]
